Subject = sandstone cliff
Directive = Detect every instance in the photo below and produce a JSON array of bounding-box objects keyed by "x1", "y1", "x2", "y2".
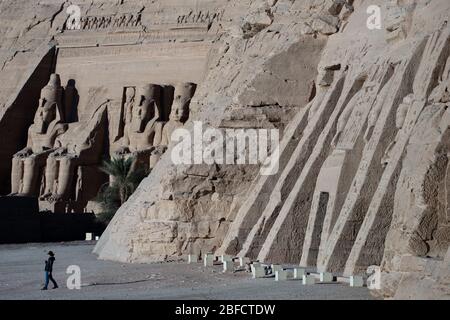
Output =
[{"x1": 0, "y1": 0, "x2": 448, "y2": 299}]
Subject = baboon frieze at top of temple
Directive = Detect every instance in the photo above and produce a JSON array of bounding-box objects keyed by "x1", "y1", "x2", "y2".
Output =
[{"x1": 0, "y1": 0, "x2": 449, "y2": 300}]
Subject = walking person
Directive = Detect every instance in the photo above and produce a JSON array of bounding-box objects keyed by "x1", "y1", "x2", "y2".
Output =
[{"x1": 42, "y1": 251, "x2": 58, "y2": 290}]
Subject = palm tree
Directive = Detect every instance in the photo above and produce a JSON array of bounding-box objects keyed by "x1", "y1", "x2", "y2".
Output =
[{"x1": 96, "y1": 157, "x2": 147, "y2": 222}]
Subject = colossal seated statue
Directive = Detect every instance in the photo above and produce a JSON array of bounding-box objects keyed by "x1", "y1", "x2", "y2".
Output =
[
  {"x1": 114, "y1": 84, "x2": 162, "y2": 170},
  {"x1": 150, "y1": 82, "x2": 196, "y2": 168},
  {"x1": 41, "y1": 102, "x2": 108, "y2": 203},
  {"x1": 111, "y1": 82, "x2": 196, "y2": 174},
  {"x1": 11, "y1": 74, "x2": 67, "y2": 197},
  {"x1": 155, "y1": 82, "x2": 196, "y2": 147}
]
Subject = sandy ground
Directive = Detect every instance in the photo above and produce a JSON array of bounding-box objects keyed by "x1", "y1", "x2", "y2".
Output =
[{"x1": 0, "y1": 242, "x2": 374, "y2": 300}]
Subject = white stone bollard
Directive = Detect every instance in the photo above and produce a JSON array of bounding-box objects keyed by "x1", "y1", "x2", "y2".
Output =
[
  {"x1": 85, "y1": 233, "x2": 93, "y2": 241},
  {"x1": 271, "y1": 264, "x2": 283, "y2": 274},
  {"x1": 188, "y1": 254, "x2": 198, "y2": 264},
  {"x1": 251, "y1": 265, "x2": 266, "y2": 278},
  {"x1": 204, "y1": 253, "x2": 214, "y2": 267},
  {"x1": 320, "y1": 272, "x2": 334, "y2": 282},
  {"x1": 95, "y1": 236, "x2": 99, "y2": 241},
  {"x1": 302, "y1": 274, "x2": 315, "y2": 285},
  {"x1": 350, "y1": 276, "x2": 364, "y2": 287},
  {"x1": 223, "y1": 260, "x2": 233, "y2": 272},
  {"x1": 293, "y1": 268, "x2": 306, "y2": 279},
  {"x1": 239, "y1": 257, "x2": 251, "y2": 267},
  {"x1": 275, "y1": 270, "x2": 289, "y2": 281}
]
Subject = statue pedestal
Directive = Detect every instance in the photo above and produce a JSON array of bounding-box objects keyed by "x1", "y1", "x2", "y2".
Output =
[{"x1": 39, "y1": 200, "x2": 69, "y2": 214}]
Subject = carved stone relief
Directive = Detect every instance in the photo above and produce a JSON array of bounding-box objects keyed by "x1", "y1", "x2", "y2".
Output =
[{"x1": 65, "y1": 13, "x2": 142, "y2": 31}]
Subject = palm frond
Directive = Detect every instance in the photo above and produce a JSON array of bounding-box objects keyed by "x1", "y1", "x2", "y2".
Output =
[{"x1": 96, "y1": 156, "x2": 148, "y2": 223}]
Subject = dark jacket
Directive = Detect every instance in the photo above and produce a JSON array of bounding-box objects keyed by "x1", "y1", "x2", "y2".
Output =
[{"x1": 45, "y1": 256, "x2": 55, "y2": 272}]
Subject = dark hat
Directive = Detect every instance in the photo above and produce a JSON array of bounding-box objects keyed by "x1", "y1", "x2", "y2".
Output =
[{"x1": 48, "y1": 251, "x2": 55, "y2": 256}]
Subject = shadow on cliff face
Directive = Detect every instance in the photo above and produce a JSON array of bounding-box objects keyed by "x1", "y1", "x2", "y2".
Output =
[
  {"x1": 64, "y1": 79, "x2": 79, "y2": 123},
  {"x1": 0, "y1": 196, "x2": 104, "y2": 244},
  {"x1": 0, "y1": 47, "x2": 57, "y2": 195}
]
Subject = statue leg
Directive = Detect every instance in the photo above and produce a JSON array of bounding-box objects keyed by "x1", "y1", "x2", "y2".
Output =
[
  {"x1": 44, "y1": 156, "x2": 59, "y2": 196},
  {"x1": 149, "y1": 152, "x2": 162, "y2": 170},
  {"x1": 22, "y1": 157, "x2": 40, "y2": 196},
  {"x1": 11, "y1": 157, "x2": 23, "y2": 194},
  {"x1": 56, "y1": 157, "x2": 75, "y2": 200}
]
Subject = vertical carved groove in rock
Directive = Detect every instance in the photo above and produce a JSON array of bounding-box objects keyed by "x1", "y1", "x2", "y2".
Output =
[
  {"x1": 307, "y1": 192, "x2": 329, "y2": 266},
  {"x1": 240, "y1": 76, "x2": 346, "y2": 261}
]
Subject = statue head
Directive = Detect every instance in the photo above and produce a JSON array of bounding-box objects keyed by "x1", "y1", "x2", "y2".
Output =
[
  {"x1": 34, "y1": 99, "x2": 57, "y2": 134},
  {"x1": 170, "y1": 83, "x2": 196, "y2": 123},
  {"x1": 40, "y1": 74, "x2": 62, "y2": 103},
  {"x1": 131, "y1": 84, "x2": 161, "y2": 133},
  {"x1": 125, "y1": 87, "x2": 135, "y2": 104},
  {"x1": 33, "y1": 74, "x2": 62, "y2": 134}
]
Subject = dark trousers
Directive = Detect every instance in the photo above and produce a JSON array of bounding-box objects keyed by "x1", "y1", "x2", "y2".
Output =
[{"x1": 44, "y1": 271, "x2": 58, "y2": 289}]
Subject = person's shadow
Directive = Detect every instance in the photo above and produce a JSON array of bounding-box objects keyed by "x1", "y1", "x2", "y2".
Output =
[
  {"x1": 64, "y1": 79, "x2": 79, "y2": 123},
  {"x1": 161, "y1": 85, "x2": 175, "y2": 121}
]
